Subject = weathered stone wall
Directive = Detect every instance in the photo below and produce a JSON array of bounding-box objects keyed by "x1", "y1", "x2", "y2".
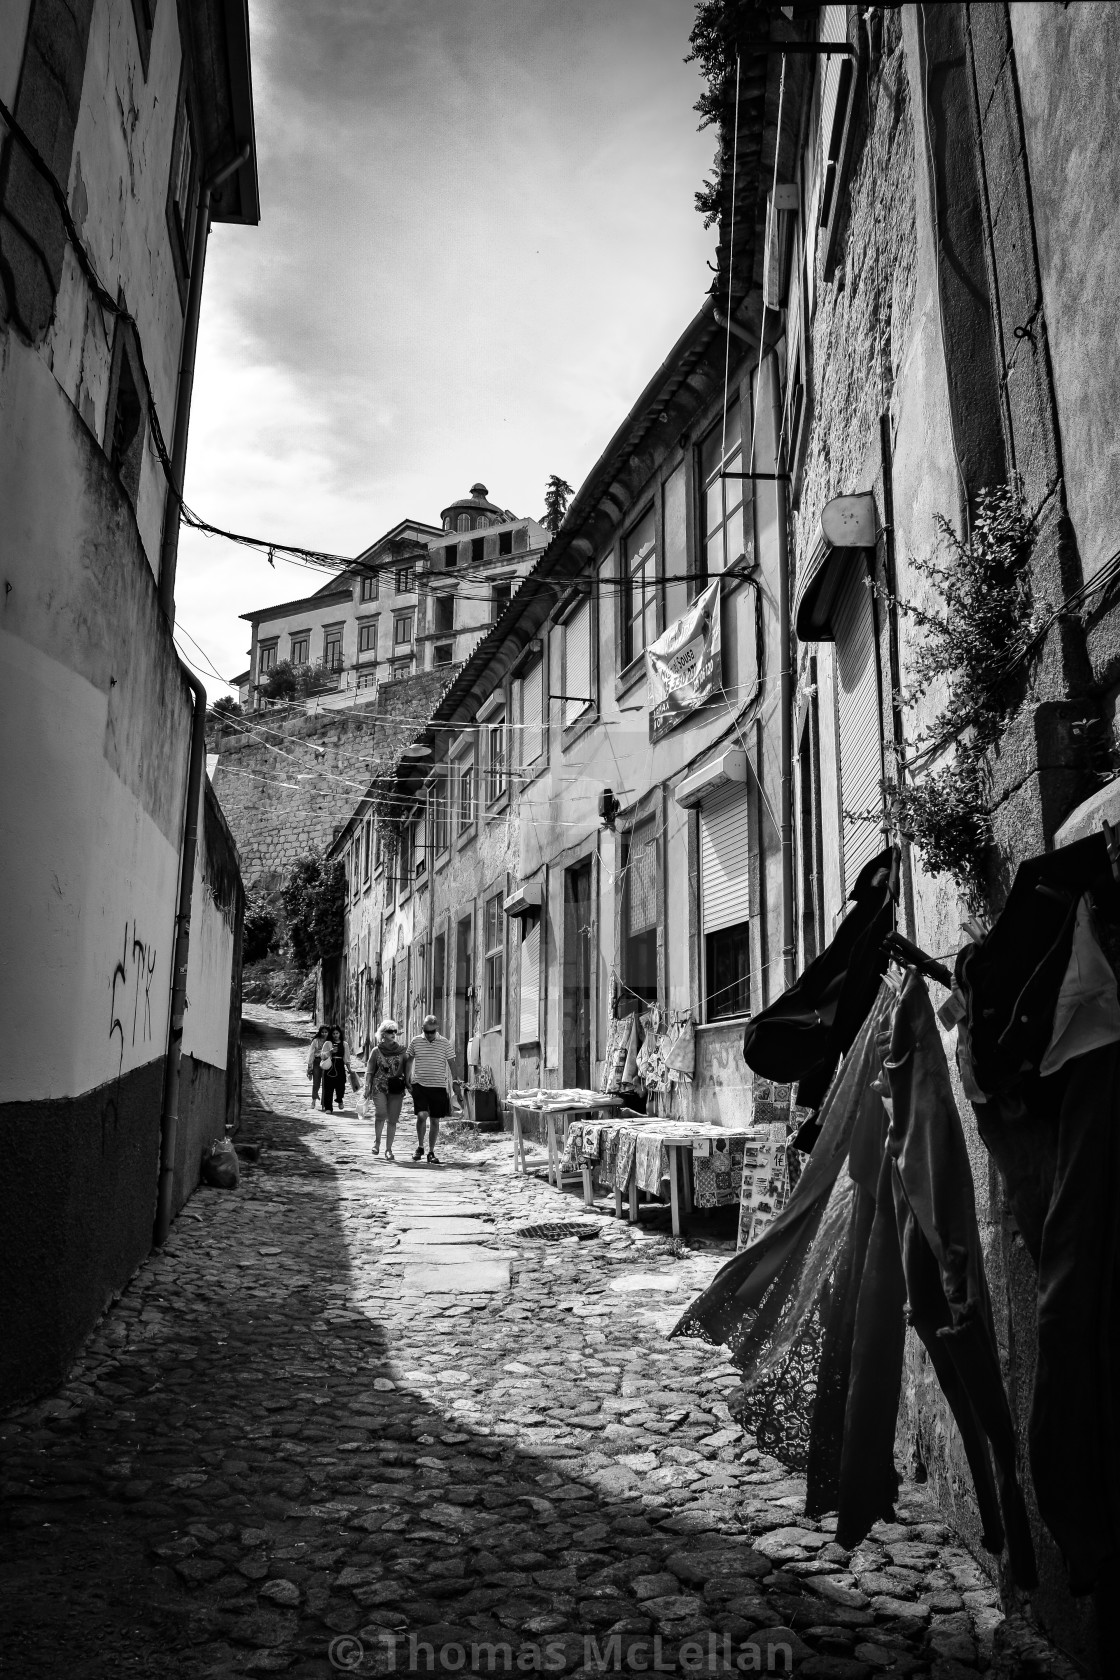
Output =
[{"x1": 210, "y1": 670, "x2": 454, "y2": 892}]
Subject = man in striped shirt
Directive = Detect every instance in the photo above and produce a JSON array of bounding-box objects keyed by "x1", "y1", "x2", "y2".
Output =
[{"x1": 406, "y1": 1014, "x2": 456, "y2": 1164}]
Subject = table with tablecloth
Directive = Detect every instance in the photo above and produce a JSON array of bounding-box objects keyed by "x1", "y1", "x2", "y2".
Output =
[
  {"x1": 504, "y1": 1089, "x2": 625, "y2": 1187},
  {"x1": 561, "y1": 1115, "x2": 791, "y2": 1240}
]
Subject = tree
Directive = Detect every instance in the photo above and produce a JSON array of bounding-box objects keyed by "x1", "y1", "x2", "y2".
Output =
[
  {"x1": 242, "y1": 900, "x2": 276, "y2": 964},
  {"x1": 543, "y1": 475, "x2": 574, "y2": 535},
  {"x1": 210, "y1": 695, "x2": 242, "y2": 720},
  {"x1": 281, "y1": 851, "x2": 345, "y2": 970}
]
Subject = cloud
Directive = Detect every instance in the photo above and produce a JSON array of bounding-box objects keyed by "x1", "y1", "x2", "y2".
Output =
[{"x1": 175, "y1": 0, "x2": 716, "y2": 690}]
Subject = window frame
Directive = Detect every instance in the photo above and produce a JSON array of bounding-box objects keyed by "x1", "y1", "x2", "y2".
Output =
[
  {"x1": 105, "y1": 318, "x2": 148, "y2": 509},
  {"x1": 699, "y1": 396, "x2": 752, "y2": 582},
  {"x1": 289, "y1": 630, "x2": 310, "y2": 666},
  {"x1": 390, "y1": 658, "x2": 412, "y2": 681},
  {"x1": 432, "y1": 591, "x2": 456, "y2": 636},
  {"x1": 457, "y1": 755, "x2": 476, "y2": 841},
  {"x1": 357, "y1": 620, "x2": 378, "y2": 657},
  {"x1": 359, "y1": 573, "x2": 379, "y2": 603},
  {"x1": 491, "y1": 577, "x2": 514, "y2": 622},
  {"x1": 704, "y1": 922, "x2": 752, "y2": 1022},
  {"x1": 393, "y1": 613, "x2": 414, "y2": 648},
  {"x1": 515, "y1": 654, "x2": 545, "y2": 775},
  {"x1": 485, "y1": 715, "x2": 507, "y2": 808},
  {"x1": 619, "y1": 503, "x2": 659, "y2": 674},
  {"x1": 484, "y1": 889, "x2": 504, "y2": 1031},
  {"x1": 165, "y1": 74, "x2": 197, "y2": 304},
  {"x1": 323, "y1": 624, "x2": 344, "y2": 671},
  {"x1": 621, "y1": 817, "x2": 660, "y2": 1008},
  {"x1": 560, "y1": 588, "x2": 596, "y2": 738},
  {"x1": 257, "y1": 639, "x2": 278, "y2": 676},
  {"x1": 362, "y1": 818, "x2": 372, "y2": 886},
  {"x1": 395, "y1": 565, "x2": 415, "y2": 595}
]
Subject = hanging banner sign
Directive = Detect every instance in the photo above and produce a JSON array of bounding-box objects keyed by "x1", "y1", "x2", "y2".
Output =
[{"x1": 646, "y1": 579, "x2": 722, "y2": 742}]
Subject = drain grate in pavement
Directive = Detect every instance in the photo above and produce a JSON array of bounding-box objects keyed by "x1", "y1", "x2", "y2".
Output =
[{"x1": 514, "y1": 1221, "x2": 601, "y2": 1242}]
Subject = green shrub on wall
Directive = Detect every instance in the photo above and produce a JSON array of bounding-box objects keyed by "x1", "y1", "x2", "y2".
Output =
[
  {"x1": 882, "y1": 486, "x2": 1038, "y2": 909},
  {"x1": 281, "y1": 852, "x2": 345, "y2": 970}
]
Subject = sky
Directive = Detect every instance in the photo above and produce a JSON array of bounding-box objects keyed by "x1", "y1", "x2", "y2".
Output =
[{"x1": 173, "y1": 0, "x2": 718, "y2": 694}]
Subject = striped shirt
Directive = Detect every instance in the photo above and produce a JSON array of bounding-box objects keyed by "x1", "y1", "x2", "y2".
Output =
[{"x1": 407, "y1": 1032, "x2": 455, "y2": 1087}]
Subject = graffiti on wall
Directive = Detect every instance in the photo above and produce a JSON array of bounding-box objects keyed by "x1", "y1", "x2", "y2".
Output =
[{"x1": 109, "y1": 920, "x2": 158, "y2": 1077}]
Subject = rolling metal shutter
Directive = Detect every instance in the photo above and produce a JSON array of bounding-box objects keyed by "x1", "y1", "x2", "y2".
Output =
[
  {"x1": 564, "y1": 603, "x2": 592, "y2": 727},
  {"x1": 818, "y1": 4, "x2": 851, "y2": 225},
  {"x1": 521, "y1": 660, "x2": 543, "y2": 766},
  {"x1": 518, "y1": 917, "x2": 540, "y2": 1044},
  {"x1": 834, "y1": 559, "x2": 884, "y2": 888},
  {"x1": 701, "y1": 782, "x2": 751, "y2": 933}
]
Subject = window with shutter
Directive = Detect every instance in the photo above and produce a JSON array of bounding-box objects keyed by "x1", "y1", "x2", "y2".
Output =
[
  {"x1": 518, "y1": 916, "x2": 541, "y2": 1044},
  {"x1": 833, "y1": 561, "x2": 885, "y2": 890},
  {"x1": 520, "y1": 660, "x2": 543, "y2": 767},
  {"x1": 623, "y1": 821, "x2": 659, "y2": 1005},
  {"x1": 563, "y1": 602, "x2": 592, "y2": 727},
  {"x1": 818, "y1": 5, "x2": 853, "y2": 229},
  {"x1": 701, "y1": 784, "x2": 751, "y2": 1020}
]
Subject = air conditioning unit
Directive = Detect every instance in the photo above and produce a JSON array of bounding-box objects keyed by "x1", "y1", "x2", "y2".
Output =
[
  {"x1": 503, "y1": 880, "x2": 543, "y2": 918},
  {"x1": 674, "y1": 747, "x2": 747, "y2": 809}
]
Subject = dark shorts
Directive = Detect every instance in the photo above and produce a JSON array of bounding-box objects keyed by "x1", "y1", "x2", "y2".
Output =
[{"x1": 412, "y1": 1084, "x2": 451, "y2": 1119}]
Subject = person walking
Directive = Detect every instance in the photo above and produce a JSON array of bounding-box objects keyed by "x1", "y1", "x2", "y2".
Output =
[
  {"x1": 363, "y1": 1019, "x2": 409, "y2": 1158},
  {"x1": 406, "y1": 1014, "x2": 456, "y2": 1164},
  {"x1": 306, "y1": 1024, "x2": 330, "y2": 1108},
  {"x1": 323, "y1": 1024, "x2": 349, "y2": 1114}
]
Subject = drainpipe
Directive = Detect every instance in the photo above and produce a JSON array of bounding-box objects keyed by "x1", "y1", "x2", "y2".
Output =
[
  {"x1": 154, "y1": 662, "x2": 207, "y2": 1246},
  {"x1": 770, "y1": 355, "x2": 796, "y2": 991},
  {"x1": 157, "y1": 146, "x2": 250, "y2": 626}
]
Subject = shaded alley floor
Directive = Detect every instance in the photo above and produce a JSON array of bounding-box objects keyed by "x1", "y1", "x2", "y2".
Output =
[{"x1": 0, "y1": 1009, "x2": 1064, "y2": 1680}]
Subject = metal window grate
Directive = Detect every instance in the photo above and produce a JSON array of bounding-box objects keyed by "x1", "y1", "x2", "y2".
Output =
[{"x1": 514, "y1": 1222, "x2": 600, "y2": 1242}]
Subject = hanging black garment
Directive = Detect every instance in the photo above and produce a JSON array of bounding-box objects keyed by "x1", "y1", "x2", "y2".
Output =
[
  {"x1": 955, "y1": 833, "x2": 1120, "y2": 1596},
  {"x1": 869, "y1": 972, "x2": 1037, "y2": 1586},
  {"x1": 672, "y1": 984, "x2": 896, "y2": 1474},
  {"x1": 742, "y1": 845, "x2": 898, "y2": 1118}
]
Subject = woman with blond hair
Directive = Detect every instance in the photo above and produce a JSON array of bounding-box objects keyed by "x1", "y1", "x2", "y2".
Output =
[{"x1": 363, "y1": 1019, "x2": 408, "y2": 1158}]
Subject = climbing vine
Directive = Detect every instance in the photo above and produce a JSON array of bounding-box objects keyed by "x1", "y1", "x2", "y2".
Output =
[{"x1": 881, "y1": 485, "x2": 1039, "y2": 909}]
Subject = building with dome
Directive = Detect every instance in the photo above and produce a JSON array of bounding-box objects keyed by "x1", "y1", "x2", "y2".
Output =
[{"x1": 239, "y1": 486, "x2": 548, "y2": 710}]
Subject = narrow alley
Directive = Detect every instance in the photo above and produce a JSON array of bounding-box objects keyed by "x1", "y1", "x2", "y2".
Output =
[{"x1": 0, "y1": 1011, "x2": 1054, "y2": 1680}]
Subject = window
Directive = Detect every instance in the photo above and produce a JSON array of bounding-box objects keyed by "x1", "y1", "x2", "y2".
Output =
[
  {"x1": 374, "y1": 827, "x2": 383, "y2": 872},
  {"x1": 486, "y1": 718, "x2": 506, "y2": 805},
  {"x1": 484, "y1": 891, "x2": 504, "y2": 1029},
  {"x1": 434, "y1": 643, "x2": 454, "y2": 667},
  {"x1": 491, "y1": 580, "x2": 512, "y2": 621},
  {"x1": 513, "y1": 526, "x2": 529, "y2": 553},
  {"x1": 518, "y1": 914, "x2": 541, "y2": 1045},
  {"x1": 106, "y1": 322, "x2": 147, "y2": 508},
  {"x1": 362, "y1": 819, "x2": 372, "y2": 885},
  {"x1": 290, "y1": 633, "x2": 309, "y2": 665},
  {"x1": 471, "y1": 536, "x2": 485, "y2": 565},
  {"x1": 391, "y1": 659, "x2": 411, "y2": 681},
  {"x1": 818, "y1": 4, "x2": 854, "y2": 233},
  {"x1": 432, "y1": 774, "x2": 450, "y2": 855},
  {"x1": 701, "y1": 784, "x2": 752, "y2": 1020},
  {"x1": 621, "y1": 507, "x2": 658, "y2": 668},
  {"x1": 413, "y1": 812, "x2": 427, "y2": 882},
  {"x1": 433, "y1": 593, "x2": 455, "y2": 635},
  {"x1": 360, "y1": 574, "x2": 379, "y2": 602},
  {"x1": 394, "y1": 615, "x2": 413, "y2": 647},
  {"x1": 458, "y1": 760, "x2": 475, "y2": 835},
  {"x1": 129, "y1": 0, "x2": 156, "y2": 76},
  {"x1": 395, "y1": 566, "x2": 415, "y2": 595},
  {"x1": 701, "y1": 399, "x2": 749, "y2": 577},
  {"x1": 563, "y1": 600, "x2": 593, "y2": 728},
  {"x1": 357, "y1": 671, "x2": 378, "y2": 690},
  {"x1": 413, "y1": 943, "x2": 428, "y2": 1036},
  {"x1": 167, "y1": 81, "x2": 196, "y2": 289},
  {"x1": 350, "y1": 842, "x2": 359, "y2": 903},
  {"x1": 517, "y1": 659, "x2": 544, "y2": 769},
  {"x1": 623, "y1": 819, "x2": 659, "y2": 1005},
  {"x1": 499, "y1": 530, "x2": 514, "y2": 557},
  {"x1": 399, "y1": 822, "x2": 413, "y2": 894},
  {"x1": 444, "y1": 544, "x2": 458, "y2": 569},
  {"x1": 432, "y1": 931, "x2": 446, "y2": 1024},
  {"x1": 798, "y1": 673, "x2": 825, "y2": 965},
  {"x1": 258, "y1": 641, "x2": 278, "y2": 674},
  {"x1": 358, "y1": 621, "x2": 378, "y2": 655},
  {"x1": 324, "y1": 628, "x2": 343, "y2": 671},
  {"x1": 456, "y1": 514, "x2": 470, "y2": 533}
]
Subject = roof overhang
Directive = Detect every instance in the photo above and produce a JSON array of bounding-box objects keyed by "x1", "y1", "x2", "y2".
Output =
[
  {"x1": 190, "y1": 0, "x2": 260, "y2": 225},
  {"x1": 793, "y1": 493, "x2": 878, "y2": 642}
]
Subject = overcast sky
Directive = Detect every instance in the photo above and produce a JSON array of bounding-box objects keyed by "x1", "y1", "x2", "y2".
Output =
[{"x1": 173, "y1": 0, "x2": 717, "y2": 693}]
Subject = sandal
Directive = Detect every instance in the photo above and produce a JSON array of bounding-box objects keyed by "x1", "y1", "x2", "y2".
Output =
[
  {"x1": 372, "y1": 1143, "x2": 380, "y2": 1155},
  {"x1": 413, "y1": 1146, "x2": 425, "y2": 1161},
  {"x1": 427, "y1": 1151, "x2": 440, "y2": 1164},
  {"x1": 385, "y1": 1148, "x2": 395, "y2": 1161}
]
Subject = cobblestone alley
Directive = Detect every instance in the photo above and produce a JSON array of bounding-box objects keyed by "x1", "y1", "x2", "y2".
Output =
[{"x1": 0, "y1": 1011, "x2": 1066, "y2": 1680}]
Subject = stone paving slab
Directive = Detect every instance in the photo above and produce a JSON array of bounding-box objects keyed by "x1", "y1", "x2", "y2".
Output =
[{"x1": 0, "y1": 1003, "x2": 1074, "y2": 1680}]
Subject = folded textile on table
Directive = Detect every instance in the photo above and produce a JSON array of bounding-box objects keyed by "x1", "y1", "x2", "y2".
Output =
[{"x1": 692, "y1": 1135, "x2": 747, "y2": 1208}]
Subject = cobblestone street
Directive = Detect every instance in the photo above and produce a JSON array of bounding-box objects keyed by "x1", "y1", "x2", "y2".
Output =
[{"x1": 0, "y1": 1010, "x2": 1059, "y2": 1680}]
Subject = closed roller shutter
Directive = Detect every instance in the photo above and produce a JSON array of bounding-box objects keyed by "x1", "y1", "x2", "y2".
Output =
[
  {"x1": 701, "y1": 782, "x2": 751, "y2": 933},
  {"x1": 834, "y1": 559, "x2": 884, "y2": 888},
  {"x1": 518, "y1": 917, "x2": 540, "y2": 1044},
  {"x1": 818, "y1": 4, "x2": 851, "y2": 225},
  {"x1": 564, "y1": 603, "x2": 591, "y2": 727},
  {"x1": 521, "y1": 660, "x2": 543, "y2": 766}
]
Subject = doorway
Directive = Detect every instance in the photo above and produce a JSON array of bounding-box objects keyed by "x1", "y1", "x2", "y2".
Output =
[
  {"x1": 454, "y1": 913, "x2": 474, "y2": 1077},
  {"x1": 432, "y1": 931, "x2": 446, "y2": 1037},
  {"x1": 563, "y1": 859, "x2": 593, "y2": 1088}
]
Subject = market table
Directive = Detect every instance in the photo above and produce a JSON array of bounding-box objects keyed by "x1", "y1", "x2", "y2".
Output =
[
  {"x1": 504, "y1": 1090, "x2": 625, "y2": 1188},
  {"x1": 563, "y1": 1116, "x2": 757, "y2": 1238}
]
